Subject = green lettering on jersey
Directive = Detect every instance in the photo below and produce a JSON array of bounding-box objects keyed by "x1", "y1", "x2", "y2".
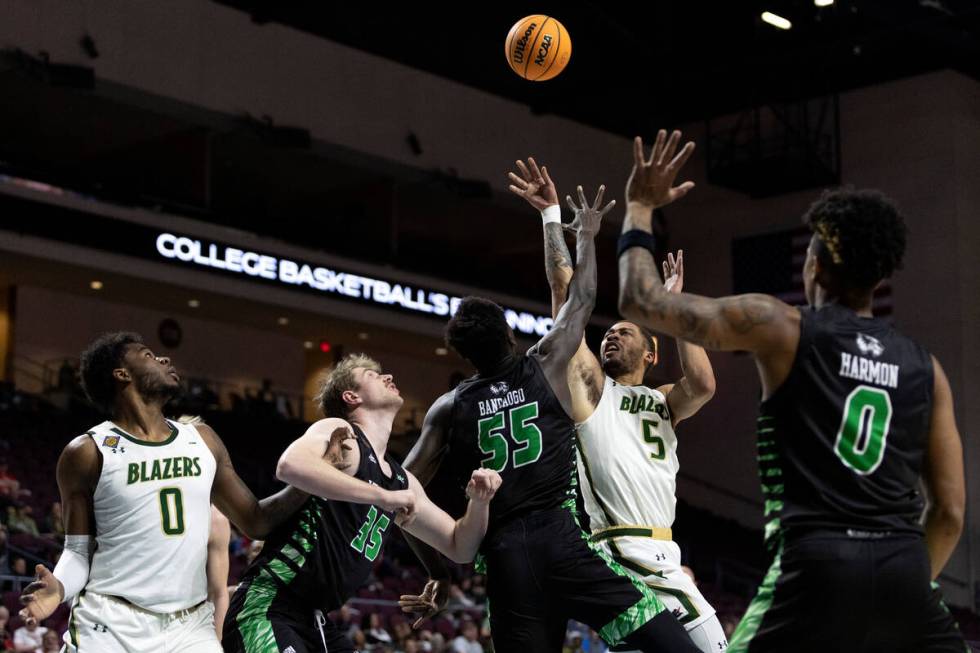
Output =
[
  {"x1": 162, "y1": 458, "x2": 173, "y2": 480},
  {"x1": 127, "y1": 463, "x2": 140, "y2": 485},
  {"x1": 139, "y1": 461, "x2": 150, "y2": 482},
  {"x1": 620, "y1": 397, "x2": 631, "y2": 411},
  {"x1": 172, "y1": 458, "x2": 183, "y2": 478},
  {"x1": 150, "y1": 459, "x2": 162, "y2": 481},
  {"x1": 192, "y1": 457, "x2": 201, "y2": 476}
]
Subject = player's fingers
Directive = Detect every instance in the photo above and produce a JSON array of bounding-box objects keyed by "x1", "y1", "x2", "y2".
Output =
[
  {"x1": 677, "y1": 250, "x2": 684, "y2": 275},
  {"x1": 508, "y1": 185, "x2": 527, "y2": 197},
  {"x1": 541, "y1": 165, "x2": 555, "y2": 189},
  {"x1": 670, "y1": 181, "x2": 695, "y2": 201},
  {"x1": 576, "y1": 185, "x2": 588, "y2": 208},
  {"x1": 528, "y1": 157, "x2": 544, "y2": 182},
  {"x1": 413, "y1": 615, "x2": 426, "y2": 630},
  {"x1": 658, "y1": 130, "x2": 681, "y2": 166},
  {"x1": 599, "y1": 199, "x2": 616, "y2": 217},
  {"x1": 651, "y1": 129, "x2": 667, "y2": 164},
  {"x1": 668, "y1": 141, "x2": 696, "y2": 173},
  {"x1": 515, "y1": 159, "x2": 531, "y2": 180},
  {"x1": 633, "y1": 136, "x2": 644, "y2": 167},
  {"x1": 663, "y1": 261, "x2": 669, "y2": 278},
  {"x1": 592, "y1": 185, "x2": 606, "y2": 210},
  {"x1": 565, "y1": 195, "x2": 578, "y2": 212},
  {"x1": 508, "y1": 172, "x2": 529, "y2": 188}
]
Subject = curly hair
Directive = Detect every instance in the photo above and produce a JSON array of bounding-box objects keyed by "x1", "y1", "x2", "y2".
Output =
[
  {"x1": 803, "y1": 188, "x2": 907, "y2": 290},
  {"x1": 316, "y1": 353, "x2": 381, "y2": 418},
  {"x1": 445, "y1": 297, "x2": 514, "y2": 371},
  {"x1": 80, "y1": 331, "x2": 144, "y2": 413}
]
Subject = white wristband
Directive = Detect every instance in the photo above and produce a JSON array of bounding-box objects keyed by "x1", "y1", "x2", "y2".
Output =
[
  {"x1": 53, "y1": 535, "x2": 92, "y2": 602},
  {"x1": 540, "y1": 205, "x2": 561, "y2": 225}
]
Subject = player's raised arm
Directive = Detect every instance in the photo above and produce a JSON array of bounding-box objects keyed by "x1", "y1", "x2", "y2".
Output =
[
  {"x1": 922, "y1": 356, "x2": 966, "y2": 579},
  {"x1": 617, "y1": 131, "x2": 799, "y2": 394},
  {"x1": 510, "y1": 158, "x2": 605, "y2": 422},
  {"x1": 199, "y1": 423, "x2": 310, "y2": 540},
  {"x1": 655, "y1": 250, "x2": 716, "y2": 426},
  {"x1": 530, "y1": 185, "x2": 615, "y2": 415},
  {"x1": 20, "y1": 436, "x2": 99, "y2": 623},
  {"x1": 508, "y1": 157, "x2": 573, "y2": 313}
]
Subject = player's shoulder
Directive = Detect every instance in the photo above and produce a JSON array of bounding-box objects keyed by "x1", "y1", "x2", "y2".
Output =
[{"x1": 64, "y1": 432, "x2": 99, "y2": 458}]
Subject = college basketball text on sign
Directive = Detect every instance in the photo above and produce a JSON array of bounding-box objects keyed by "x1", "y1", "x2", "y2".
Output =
[{"x1": 155, "y1": 232, "x2": 554, "y2": 337}]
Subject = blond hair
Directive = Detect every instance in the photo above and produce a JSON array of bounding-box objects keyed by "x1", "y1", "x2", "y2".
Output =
[{"x1": 315, "y1": 353, "x2": 381, "y2": 418}]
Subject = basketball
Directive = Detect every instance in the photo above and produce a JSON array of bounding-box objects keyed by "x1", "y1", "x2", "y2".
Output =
[{"x1": 505, "y1": 15, "x2": 571, "y2": 81}]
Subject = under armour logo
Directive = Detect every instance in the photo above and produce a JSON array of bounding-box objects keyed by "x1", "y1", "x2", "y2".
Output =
[
  {"x1": 655, "y1": 553, "x2": 666, "y2": 562},
  {"x1": 282, "y1": 647, "x2": 297, "y2": 653},
  {"x1": 856, "y1": 333, "x2": 884, "y2": 357},
  {"x1": 368, "y1": 454, "x2": 377, "y2": 463},
  {"x1": 489, "y1": 382, "x2": 509, "y2": 395},
  {"x1": 92, "y1": 623, "x2": 109, "y2": 633}
]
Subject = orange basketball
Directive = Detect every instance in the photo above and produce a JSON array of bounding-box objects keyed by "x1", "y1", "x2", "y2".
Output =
[{"x1": 505, "y1": 15, "x2": 571, "y2": 81}]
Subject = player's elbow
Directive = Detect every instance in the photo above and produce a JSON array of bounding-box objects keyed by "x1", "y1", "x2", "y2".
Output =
[
  {"x1": 275, "y1": 454, "x2": 299, "y2": 486},
  {"x1": 447, "y1": 547, "x2": 476, "y2": 565},
  {"x1": 930, "y1": 500, "x2": 965, "y2": 537},
  {"x1": 618, "y1": 291, "x2": 642, "y2": 322},
  {"x1": 694, "y1": 375, "x2": 716, "y2": 402}
]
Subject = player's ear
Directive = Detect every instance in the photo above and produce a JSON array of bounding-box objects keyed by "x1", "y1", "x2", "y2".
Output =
[
  {"x1": 112, "y1": 367, "x2": 131, "y2": 383},
  {"x1": 341, "y1": 390, "x2": 361, "y2": 410},
  {"x1": 646, "y1": 335, "x2": 659, "y2": 367}
]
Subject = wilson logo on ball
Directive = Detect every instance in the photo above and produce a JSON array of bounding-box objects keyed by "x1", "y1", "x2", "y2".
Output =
[{"x1": 505, "y1": 15, "x2": 571, "y2": 81}]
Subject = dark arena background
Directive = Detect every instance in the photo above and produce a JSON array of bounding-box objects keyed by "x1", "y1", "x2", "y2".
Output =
[{"x1": 1, "y1": 1, "x2": 979, "y2": 651}]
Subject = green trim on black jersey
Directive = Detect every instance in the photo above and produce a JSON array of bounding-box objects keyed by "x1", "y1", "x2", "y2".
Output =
[
  {"x1": 110, "y1": 421, "x2": 178, "y2": 447},
  {"x1": 728, "y1": 542, "x2": 784, "y2": 653}
]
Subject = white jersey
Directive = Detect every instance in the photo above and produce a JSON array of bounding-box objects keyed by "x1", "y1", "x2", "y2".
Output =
[
  {"x1": 84, "y1": 419, "x2": 217, "y2": 612},
  {"x1": 576, "y1": 376, "x2": 679, "y2": 531}
]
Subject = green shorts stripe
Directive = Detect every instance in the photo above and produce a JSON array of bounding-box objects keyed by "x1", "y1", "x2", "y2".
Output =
[
  {"x1": 235, "y1": 573, "x2": 282, "y2": 653},
  {"x1": 728, "y1": 543, "x2": 784, "y2": 653},
  {"x1": 566, "y1": 506, "x2": 665, "y2": 646}
]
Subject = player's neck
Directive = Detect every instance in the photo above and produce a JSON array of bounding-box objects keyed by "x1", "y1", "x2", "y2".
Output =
[
  {"x1": 815, "y1": 287, "x2": 874, "y2": 317},
  {"x1": 350, "y1": 409, "x2": 395, "y2": 460},
  {"x1": 477, "y1": 352, "x2": 518, "y2": 378},
  {"x1": 613, "y1": 369, "x2": 644, "y2": 385},
  {"x1": 111, "y1": 395, "x2": 172, "y2": 441}
]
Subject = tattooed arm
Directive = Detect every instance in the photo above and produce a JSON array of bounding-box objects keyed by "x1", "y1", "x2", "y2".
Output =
[
  {"x1": 529, "y1": 185, "x2": 615, "y2": 417},
  {"x1": 508, "y1": 158, "x2": 605, "y2": 421},
  {"x1": 618, "y1": 131, "x2": 800, "y2": 398}
]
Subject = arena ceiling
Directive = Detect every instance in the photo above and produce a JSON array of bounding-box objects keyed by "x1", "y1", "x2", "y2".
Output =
[{"x1": 214, "y1": 0, "x2": 980, "y2": 136}]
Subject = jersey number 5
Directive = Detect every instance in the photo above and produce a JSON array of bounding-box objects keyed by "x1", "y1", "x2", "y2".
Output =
[
  {"x1": 478, "y1": 402, "x2": 543, "y2": 472},
  {"x1": 834, "y1": 385, "x2": 893, "y2": 475}
]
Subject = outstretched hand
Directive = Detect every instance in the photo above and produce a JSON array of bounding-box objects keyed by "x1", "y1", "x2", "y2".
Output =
[
  {"x1": 626, "y1": 130, "x2": 696, "y2": 209},
  {"x1": 508, "y1": 157, "x2": 559, "y2": 212},
  {"x1": 564, "y1": 185, "x2": 616, "y2": 237},
  {"x1": 398, "y1": 579, "x2": 449, "y2": 629},
  {"x1": 19, "y1": 564, "x2": 63, "y2": 626},
  {"x1": 325, "y1": 426, "x2": 357, "y2": 470},
  {"x1": 663, "y1": 250, "x2": 684, "y2": 294}
]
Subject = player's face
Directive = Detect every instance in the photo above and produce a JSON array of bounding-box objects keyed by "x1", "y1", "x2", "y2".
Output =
[
  {"x1": 352, "y1": 367, "x2": 403, "y2": 411},
  {"x1": 803, "y1": 234, "x2": 819, "y2": 306},
  {"x1": 121, "y1": 344, "x2": 181, "y2": 401},
  {"x1": 600, "y1": 322, "x2": 654, "y2": 377}
]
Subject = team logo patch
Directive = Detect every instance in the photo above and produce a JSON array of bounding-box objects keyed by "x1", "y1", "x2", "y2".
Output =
[
  {"x1": 396, "y1": 473, "x2": 406, "y2": 483},
  {"x1": 490, "y1": 382, "x2": 509, "y2": 395},
  {"x1": 102, "y1": 435, "x2": 120, "y2": 448},
  {"x1": 856, "y1": 333, "x2": 885, "y2": 357}
]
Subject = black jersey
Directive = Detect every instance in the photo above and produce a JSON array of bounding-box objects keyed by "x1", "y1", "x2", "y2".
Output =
[
  {"x1": 448, "y1": 355, "x2": 578, "y2": 538},
  {"x1": 238, "y1": 426, "x2": 409, "y2": 612},
  {"x1": 758, "y1": 304, "x2": 933, "y2": 546}
]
